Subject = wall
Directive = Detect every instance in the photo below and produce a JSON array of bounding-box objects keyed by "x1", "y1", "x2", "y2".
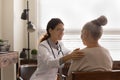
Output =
[
  {"x1": 2, "y1": 0, "x2": 14, "y2": 50},
  {"x1": 2, "y1": 0, "x2": 26, "y2": 51},
  {"x1": 1, "y1": 1, "x2": 15, "y2": 80},
  {"x1": 0, "y1": 0, "x2": 2, "y2": 38},
  {"x1": 1, "y1": 0, "x2": 25, "y2": 80},
  {"x1": 14, "y1": 0, "x2": 26, "y2": 51}
]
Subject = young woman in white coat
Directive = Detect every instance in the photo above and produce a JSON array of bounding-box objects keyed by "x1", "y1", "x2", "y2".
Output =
[{"x1": 30, "y1": 18, "x2": 84, "y2": 80}]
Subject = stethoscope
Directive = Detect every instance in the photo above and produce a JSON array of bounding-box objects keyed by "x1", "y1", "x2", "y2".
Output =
[{"x1": 47, "y1": 40, "x2": 64, "y2": 59}]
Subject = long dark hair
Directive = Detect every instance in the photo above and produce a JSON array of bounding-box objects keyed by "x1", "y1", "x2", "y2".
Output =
[{"x1": 40, "y1": 18, "x2": 64, "y2": 42}]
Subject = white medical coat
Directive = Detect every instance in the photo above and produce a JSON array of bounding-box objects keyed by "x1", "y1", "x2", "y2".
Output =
[{"x1": 30, "y1": 39, "x2": 70, "y2": 80}]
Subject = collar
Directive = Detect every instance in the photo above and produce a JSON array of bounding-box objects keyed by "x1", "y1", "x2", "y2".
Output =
[{"x1": 47, "y1": 38, "x2": 59, "y2": 49}]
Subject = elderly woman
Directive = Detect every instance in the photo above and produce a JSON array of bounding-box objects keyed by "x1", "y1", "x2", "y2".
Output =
[{"x1": 67, "y1": 16, "x2": 113, "y2": 80}]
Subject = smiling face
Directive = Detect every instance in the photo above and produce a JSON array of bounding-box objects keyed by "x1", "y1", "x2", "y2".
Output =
[{"x1": 49, "y1": 23, "x2": 64, "y2": 42}]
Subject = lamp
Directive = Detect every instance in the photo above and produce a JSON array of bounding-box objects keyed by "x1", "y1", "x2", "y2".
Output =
[
  {"x1": 27, "y1": 21, "x2": 36, "y2": 32},
  {"x1": 21, "y1": 9, "x2": 28, "y2": 20},
  {"x1": 21, "y1": 0, "x2": 36, "y2": 62}
]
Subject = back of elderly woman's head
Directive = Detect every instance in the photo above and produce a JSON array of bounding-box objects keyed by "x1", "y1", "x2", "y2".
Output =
[{"x1": 82, "y1": 15, "x2": 107, "y2": 40}]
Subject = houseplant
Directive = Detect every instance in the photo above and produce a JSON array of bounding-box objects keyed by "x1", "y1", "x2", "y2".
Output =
[
  {"x1": 31, "y1": 49, "x2": 38, "y2": 59},
  {"x1": 0, "y1": 39, "x2": 4, "y2": 46}
]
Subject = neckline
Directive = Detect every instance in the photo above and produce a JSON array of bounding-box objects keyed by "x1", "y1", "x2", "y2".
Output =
[{"x1": 48, "y1": 38, "x2": 58, "y2": 49}]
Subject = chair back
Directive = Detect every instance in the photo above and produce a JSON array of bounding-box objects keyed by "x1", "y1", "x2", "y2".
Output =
[{"x1": 72, "y1": 70, "x2": 120, "y2": 80}]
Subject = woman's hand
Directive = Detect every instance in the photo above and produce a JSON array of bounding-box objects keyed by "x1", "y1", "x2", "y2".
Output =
[
  {"x1": 61, "y1": 48, "x2": 84, "y2": 63},
  {"x1": 70, "y1": 48, "x2": 84, "y2": 60}
]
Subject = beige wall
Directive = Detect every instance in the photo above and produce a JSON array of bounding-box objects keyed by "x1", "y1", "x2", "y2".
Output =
[
  {"x1": 0, "y1": 0, "x2": 2, "y2": 38},
  {"x1": 2, "y1": 0, "x2": 14, "y2": 50},
  {"x1": 2, "y1": 0, "x2": 25, "y2": 51},
  {"x1": 14, "y1": 0, "x2": 26, "y2": 51}
]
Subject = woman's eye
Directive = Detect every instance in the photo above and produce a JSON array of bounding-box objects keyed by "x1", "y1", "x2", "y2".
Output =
[{"x1": 57, "y1": 29, "x2": 64, "y2": 32}]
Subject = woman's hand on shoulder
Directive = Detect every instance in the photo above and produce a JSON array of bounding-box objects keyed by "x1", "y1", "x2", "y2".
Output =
[
  {"x1": 70, "y1": 48, "x2": 84, "y2": 59},
  {"x1": 61, "y1": 48, "x2": 84, "y2": 63}
]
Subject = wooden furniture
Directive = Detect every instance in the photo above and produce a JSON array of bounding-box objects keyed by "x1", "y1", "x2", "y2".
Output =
[
  {"x1": 20, "y1": 64, "x2": 37, "y2": 80},
  {"x1": 113, "y1": 61, "x2": 120, "y2": 70},
  {"x1": 61, "y1": 61, "x2": 120, "y2": 80},
  {"x1": 62, "y1": 62, "x2": 71, "y2": 76},
  {"x1": 19, "y1": 59, "x2": 37, "y2": 80},
  {"x1": 0, "y1": 51, "x2": 18, "y2": 68},
  {"x1": 0, "y1": 51, "x2": 18, "y2": 80},
  {"x1": 18, "y1": 60, "x2": 120, "y2": 80},
  {"x1": 20, "y1": 59, "x2": 37, "y2": 65},
  {"x1": 71, "y1": 70, "x2": 120, "y2": 80},
  {"x1": 62, "y1": 61, "x2": 120, "y2": 76}
]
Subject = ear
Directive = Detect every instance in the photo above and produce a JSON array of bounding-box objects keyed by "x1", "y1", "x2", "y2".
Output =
[
  {"x1": 49, "y1": 28, "x2": 52, "y2": 34},
  {"x1": 83, "y1": 30, "x2": 89, "y2": 39}
]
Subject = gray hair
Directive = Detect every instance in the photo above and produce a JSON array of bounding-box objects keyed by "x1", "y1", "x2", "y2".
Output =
[{"x1": 82, "y1": 15, "x2": 107, "y2": 40}]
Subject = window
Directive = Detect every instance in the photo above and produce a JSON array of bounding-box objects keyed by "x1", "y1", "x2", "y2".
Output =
[{"x1": 37, "y1": 0, "x2": 120, "y2": 60}]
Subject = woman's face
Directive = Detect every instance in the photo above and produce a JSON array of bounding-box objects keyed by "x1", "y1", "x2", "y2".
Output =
[{"x1": 49, "y1": 23, "x2": 64, "y2": 41}]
